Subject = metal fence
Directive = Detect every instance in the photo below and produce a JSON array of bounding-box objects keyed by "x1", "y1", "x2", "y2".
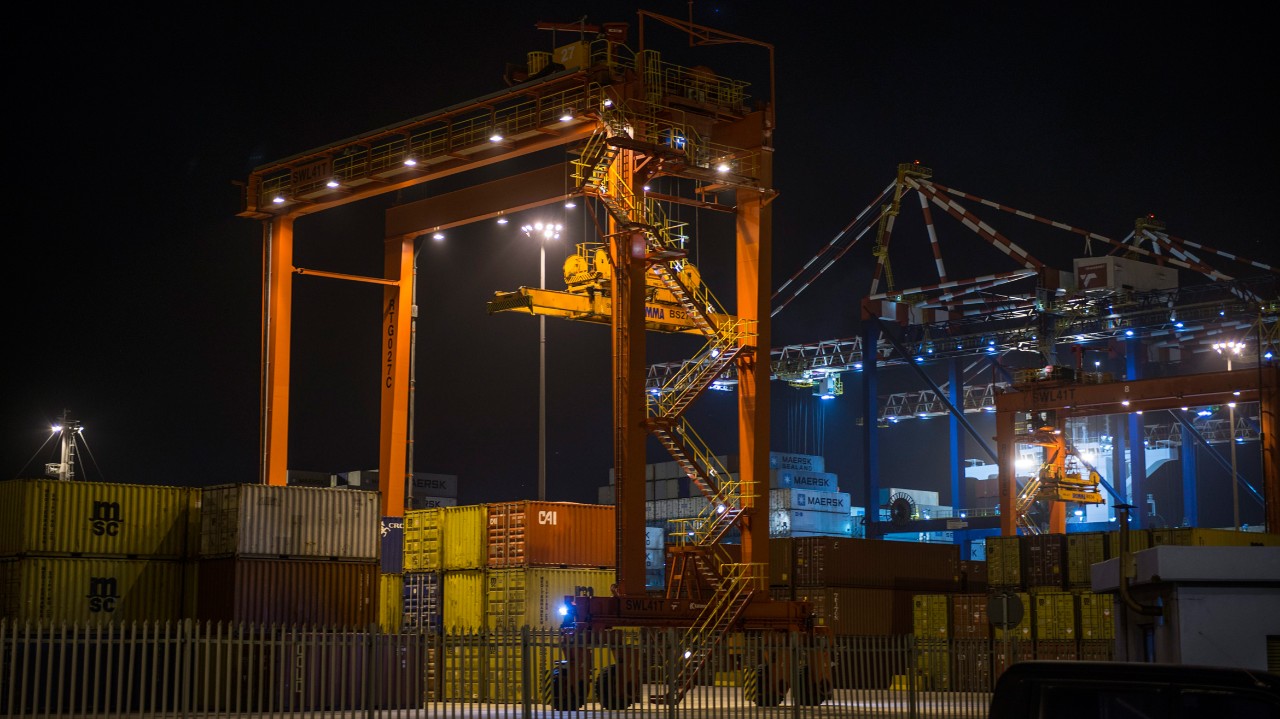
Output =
[{"x1": 1, "y1": 619, "x2": 1110, "y2": 717}]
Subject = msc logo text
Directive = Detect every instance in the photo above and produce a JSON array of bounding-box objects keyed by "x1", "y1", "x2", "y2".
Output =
[{"x1": 89, "y1": 501, "x2": 124, "y2": 536}]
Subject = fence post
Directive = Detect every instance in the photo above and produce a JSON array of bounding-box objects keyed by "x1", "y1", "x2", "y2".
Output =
[
  {"x1": 521, "y1": 626, "x2": 532, "y2": 719},
  {"x1": 667, "y1": 627, "x2": 678, "y2": 719},
  {"x1": 790, "y1": 631, "x2": 801, "y2": 719}
]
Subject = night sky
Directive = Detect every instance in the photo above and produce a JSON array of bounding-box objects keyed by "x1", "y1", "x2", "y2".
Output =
[{"x1": 5, "y1": 3, "x2": 1271, "y2": 514}]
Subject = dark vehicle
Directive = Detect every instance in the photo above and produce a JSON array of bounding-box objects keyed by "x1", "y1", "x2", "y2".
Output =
[{"x1": 988, "y1": 660, "x2": 1280, "y2": 719}]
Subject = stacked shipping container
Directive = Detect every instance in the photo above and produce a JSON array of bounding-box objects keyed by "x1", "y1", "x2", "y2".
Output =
[
  {"x1": 194, "y1": 484, "x2": 381, "y2": 626},
  {"x1": 397, "y1": 501, "x2": 617, "y2": 703},
  {"x1": 0, "y1": 478, "x2": 195, "y2": 623}
]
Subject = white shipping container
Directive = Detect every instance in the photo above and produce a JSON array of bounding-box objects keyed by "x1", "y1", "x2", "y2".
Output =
[
  {"x1": 410, "y1": 496, "x2": 458, "y2": 510},
  {"x1": 1073, "y1": 255, "x2": 1178, "y2": 293},
  {"x1": 645, "y1": 526, "x2": 665, "y2": 549},
  {"x1": 598, "y1": 485, "x2": 616, "y2": 504},
  {"x1": 769, "y1": 488, "x2": 852, "y2": 513},
  {"x1": 645, "y1": 548, "x2": 664, "y2": 569},
  {"x1": 769, "y1": 452, "x2": 825, "y2": 473},
  {"x1": 772, "y1": 469, "x2": 839, "y2": 492},
  {"x1": 200, "y1": 484, "x2": 380, "y2": 560},
  {"x1": 877, "y1": 488, "x2": 940, "y2": 507},
  {"x1": 769, "y1": 508, "x2": 854, "y2": 538}
]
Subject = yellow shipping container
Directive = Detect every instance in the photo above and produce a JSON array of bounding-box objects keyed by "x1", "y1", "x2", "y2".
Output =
[
  {"x1": 485, "y1": 640, "x2": 613, "y2": 704},
  {"x1": 1066, "y1": 531, "x2": 1109, "y2": 588},
  {"x1": 486, "y1": 567, "x2": 615, "y2": 631},
  {"x1": 1107, "y1": 528, "x2": 1151, "y2": 552},
  {"x1": 992, "y1": 591, "x2": 1032, "y2": 640},
  {"x1": 1032, "y1": 591, "x2": 1076, "y2": 640},
  {"x1": 1076, "y1": 591, "x2": 1115, "y2": 640},
  {"x1": 443, "y1": 570, "x2": 487, "y2": 630},
  {"x1": 0, "y1": 556, "x2": 185, "y2": 623},
  {"x1": 911, "y1": 593, "x2": 950, "y2": 640},
  {"x1": 442, "y1": 641, "x2": 486, "y2": 701},
  {"x1": 379, "y1": 573, "x2": 404, "y2": 632},
  {"x1": 985, "y1": 535, "x2": 1021, "y2": 587},
  {"x1": 1151, "y1": 527, "x2": 1280, "y2": 547},
  {"x1": 0, "y1": 479, "x2": 193, "y2": 559},
  {"x1": 443, "y1": 505, "x2": 488, "y2": 570},
  {"x1": 404, "y1": 508, "x2": 445, "y2": 571}
]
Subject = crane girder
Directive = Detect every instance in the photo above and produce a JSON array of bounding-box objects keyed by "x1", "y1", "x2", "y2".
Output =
[{"x1": 487, "y1": 286, "x2": 735, "y2": 334}]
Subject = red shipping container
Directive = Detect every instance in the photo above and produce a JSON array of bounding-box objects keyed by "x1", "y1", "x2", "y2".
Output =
[
  {"x1": 487, "y1": 501, "x2": 615, "y2": 568},
  {"x1": 795, "y1": 537, "x2": 960, "y2": 591},
  {"x1": 773, "y1": 586, "x2": 915, "y2": 636},
  {"x1": 950, "y1": 593, "x2": 991, "y2": 638},
  {"x1": 196, "y1": 557, "x2": 378, "y2": 626}
]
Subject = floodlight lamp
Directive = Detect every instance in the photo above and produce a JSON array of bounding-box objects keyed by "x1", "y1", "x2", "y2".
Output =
[
  {"x1": 403, "y1": 157, "x2": 417, "y2": 167},
  {"x1": 559, "y1": 109, "x2": 574, "y2": 122},
  {"x1": 489, "y1": 130, "x2": 504, "y2": 142},
  {"x1": 326, "y1": 178, "x2": 340, "y2": 188},
  {"x1": 432, "y1": 232, "x2": 444, "y2": 241},
  {"x1": 272, "y1": 195, "x2": 285, "y2": 204},
  {"x1": 496, "y1": 217, "x2": 508, "y2": 225}
]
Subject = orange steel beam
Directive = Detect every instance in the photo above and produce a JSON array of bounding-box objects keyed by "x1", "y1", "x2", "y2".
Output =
[
  {"x1": 614, "y1": 219, "x2": 649, "y2": 596},
  {"x1": 715, "y1": 110, "x2": 773, "y2": 582},
  {"x1": 995, "y1": 366, "x2": 1279, "y2": 534},
  {"x1": 252, "y1": 122, "x2": 591, "y2": 496},
  {"x1": 386, "y1": 163, "x2": 576, "y2": 238},
  {"x1": 378, "y1": 236, "x2": 414, "y2": 517},
  {"x1": 261, "y1": 216, "x2": 294, "y2": 486}
]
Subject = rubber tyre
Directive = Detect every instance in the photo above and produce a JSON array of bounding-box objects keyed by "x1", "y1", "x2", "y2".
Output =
[
  {"x1": 594, "y1": 664, "x2": 635, "y2": 710},
  {"x1": 546, "y1": 668, "x2": 585, "y2": 711},
  {"x1": 794, "y1": 665, "x2": 833, "y2": 706},
  {"x1": 750, "y1": 664, "x2": 786, "y2": 707}
]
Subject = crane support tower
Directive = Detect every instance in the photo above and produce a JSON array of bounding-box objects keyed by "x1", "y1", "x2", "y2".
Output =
[{"x1": 237, "y1": 10, "x2": 832, "y2": 710}]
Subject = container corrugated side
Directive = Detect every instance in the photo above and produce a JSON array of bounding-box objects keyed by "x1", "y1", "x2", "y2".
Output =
[
  {"x1": 0, "y1": 479, "x2": 193, "y2": 559},
  {"x1": 985, "y1": 535, "x2": 1021, "y2": 587},
  {"x1": 199, "y1": 484, "x2": 379, "y2": 560},
  {"x1": 403, "y1": 508, "x2": 445, "y2": 571},
  {"x1": 1066, "y1": 531, "x2": 1109, "y2": 587},
  {"x1": 0, "y1": 556, "x2": 184, "y2": 622},
  {"x1": 769, "y1": 537, "x2": 794, "y2": 586},
  {"x1": 1152, "y1": 527, "x2": 1280, "y2": 547},
  {"x1": 487, "y1": 501, "x2": 615, "y2": 569},
  {"x1": 950, "y1": 593, "x2": 990, "y2": 638},
  {"x1": 442, "y1": 505, "x2": 488, "y2": 570},
  {"x1": 795, "y1": 537, "x2": 960, "y2": 591},
  {"x1": 1032, "y1": 591, "x2": 1076, "y2": 639},
  {"x1": 442, "y1": 569, "x2": 487, "y2": 630},
  {"x1": 1107, "y1": 528, "x2": 1151, "y2": 552},
  {"x1": 911, "y1": 593, "x2": 950, "y2": 639},
  {"x1": 194, "y1": 556, "x2": 377, "y2": 625},
  {"x1": 443, "y1": 642, "x2": 486, "y2": 701},
  {"x1": 773, "y1": 586, "x2": 913, "y2": 636},
  {"x1": 1022, "y1": 534, "x2": 1066, "y2": 590},
  {"x1": 485, "y1": 567, "x2": 615, "y2": 630},
  {"x1": 379, "y1": 573, "x2": 403, "y2": 632},
  {"x1": 1075, "y1": 591, "x2": 1115, "y2": 639}
]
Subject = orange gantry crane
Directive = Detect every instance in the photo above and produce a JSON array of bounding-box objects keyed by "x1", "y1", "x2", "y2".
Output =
[{"x1": 237, "y1": 11, "x2": 831, "y2": 710}]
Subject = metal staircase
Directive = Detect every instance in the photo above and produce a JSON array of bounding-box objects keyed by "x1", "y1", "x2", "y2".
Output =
[
  {"x1": 650, "y1": 563, "x2": 763, "y2": 705},
  {"x1": 575, "y1": 96, "x2": 761, "y2": 703}
]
